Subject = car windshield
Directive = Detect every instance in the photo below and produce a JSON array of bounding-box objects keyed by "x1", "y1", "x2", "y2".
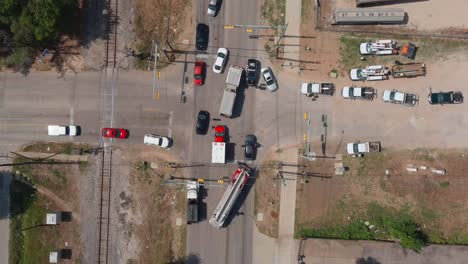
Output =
[
  {"x1": 366, "y1": 43, "x2": 372, "y2": 53},
  {"x1": 194, "y1": 75, "x2": 202, "y2": 79},
  {"x1": 215, "y1": 132, "x2": 224, "y2": 137},
  {"x1": 215, "y1": 65, "x2": 221, "y2": 70},
  {"x1": 217, "y1": 52, "x2": 225, "y2": 58},
  {"x1": 198, "y1": 114, "x2": 206, "y2": 120},
  {"x1": 208, "y1": 4, "x2": 216, "y2": 10},
  {"x1": 266, "y1": 77, "x2": 274, "y2": 85},
  {"x1": 389, "y1": 92, "x2": 396, "y2": 101},
  {"x1": 353, "y1": 144, "x2": 359, "y2": 154},
  {"x1": 349, "y1": 87, "x2": 354, "y2": 97},
  {"x1": 356, "y1": 69, "x2": 363, "y2": 79}
]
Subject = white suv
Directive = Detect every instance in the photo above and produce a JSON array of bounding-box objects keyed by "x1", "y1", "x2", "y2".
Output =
[
  {"x1": 207, "y1": 0, "x2": 218, "y2": 17},
  {"x1": 213, "y1": 48, "x2": 228, "y2": 74},
  {"x1": 144, "y1": 134, "x2": 171, "y2": 148}
]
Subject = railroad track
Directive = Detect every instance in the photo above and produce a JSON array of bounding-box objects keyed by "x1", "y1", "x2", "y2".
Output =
[
  {"x1": 105, "y1": 0, "x2": 118, "y2": 68},
  {"x1": 97, "y1": 0, "x2": 118, "y2": 262},
  {"x1": 97, "y1": 147, "x2": 113, "y2": 264}
]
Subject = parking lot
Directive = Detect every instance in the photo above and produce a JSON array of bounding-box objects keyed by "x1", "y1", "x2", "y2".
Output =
[{"x1": 294, "y1": 52, "x2": 468, "y2": 152}]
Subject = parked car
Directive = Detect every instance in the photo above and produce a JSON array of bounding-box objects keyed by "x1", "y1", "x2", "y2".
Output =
[
  {"x1": 214, "y1": 125, "x2": 226, "y2": 142},
  {"x1": 196, "y1": 23, "x2": 209, "y2": 51},
  {"x1": 143, "y1": 134, "x2": 171, "y2": 148},
  {"x1": 246, "y1": 59, "x2": 259, "y2": 86},
  {"x1": 102, "y1": 128, "x2": 128, "y2": 139},
  {"x1": 193, "y1": 61, "x2": 205, "y2": 86},
  {"x1": 48, "y1": 125, "x2": 80, "y2": 136},
  {"x1": 261, "y1": 67, "x2": 278, "y2": 92},
  {"x1": 213, "y1": 48, "x2": 228, "y2": 74},
  {"x1": 428, "y1": 91, "x2": 463, "y2": 105},
  {"x1": 196, "y1": 110, "x2": 210, "y2": 135},
  {"x1": 207, "y1": 0, "x2": 218, "y2": 16},
  {"x1": 244, "y1": 134, "x2": 257, "y2": 160}
]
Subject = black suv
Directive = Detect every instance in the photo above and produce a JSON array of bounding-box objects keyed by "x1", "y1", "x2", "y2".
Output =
[
  {"x1": 196, "y1": 23, "x2": 209, "y2": 51},
  {"x1": 196, "y1": 110, "x2": 210, "y2": 135},
  {"x1": 246, "y1": 59, "x2": 259, "y2": 86},
  {"x1": 244, "y1": 134, "x2": 258, "y2": 160}
]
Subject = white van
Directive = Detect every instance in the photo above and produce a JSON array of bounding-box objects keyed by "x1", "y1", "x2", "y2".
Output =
[{"x1": 143, "y1": 134, "x2": 171, "y2": 148}]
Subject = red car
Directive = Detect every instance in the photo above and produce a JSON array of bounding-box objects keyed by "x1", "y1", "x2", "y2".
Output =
[
  {"x1": 102, "y1": 128, "x2": 128, "y2": 139},
  {"x1": 193, "y1": 61, "x2": 205, "y2": 86},
  {"x1": 214, "y1": 125, "x2": 225, "y2": 142}
]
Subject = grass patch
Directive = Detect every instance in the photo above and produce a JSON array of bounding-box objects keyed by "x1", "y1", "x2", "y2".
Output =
[
  {"x1": 439, "y1": 181, "x2": 450, "y2": 188},
  {"x1": 262, "y1": 0, "x2": 286, "y2": 26},
  {"x1": 298, "y1": 202, "x2": 428, "y2": 252},
  {"x1": 9, "y1": 181, "x2": 55, "y2": 264},
  {"x1": 339, "y1": 34, "x2": 468, "y2": 70}
]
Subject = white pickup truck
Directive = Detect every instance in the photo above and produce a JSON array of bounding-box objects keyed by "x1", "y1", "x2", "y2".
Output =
[
  {"x1": 382, "y1": 90, "x2": 417, "y2": 106},
  {"x1": 350, "y1": 65, "x2": 389, "y2": 81},
  {"x1": 359, "y1": 40, "x2": 397, "y2": 56},
  {"x1": 342, "y1": 86, "x2": 376, "y2": 100},
  {"x1": 301, "y1": 82, "x2": 335, "y2": 96},
  {"x1": 47, "y1": 125, "x2": 79, "y2": 136},
  {"x1": 346, "y1": 141, "x2": 381, "y2": 156}
]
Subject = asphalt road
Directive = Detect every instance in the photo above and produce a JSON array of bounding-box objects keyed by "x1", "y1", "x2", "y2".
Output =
[{"x1": 185, "y1": 0, "x2": 264, "y2": 263}]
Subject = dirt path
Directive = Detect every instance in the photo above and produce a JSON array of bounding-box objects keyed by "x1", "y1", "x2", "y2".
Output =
[{"x1": 36, "y1": 185, "x2": 82, "y2": 222}]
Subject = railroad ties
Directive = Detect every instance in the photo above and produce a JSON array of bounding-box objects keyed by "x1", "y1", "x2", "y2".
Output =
[{"x1": 97, "y1": 148, "x2": 113, "y2": 264}]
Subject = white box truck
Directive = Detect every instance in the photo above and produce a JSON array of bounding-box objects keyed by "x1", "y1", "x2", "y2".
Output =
[
  {"x1": 219, "y1": 66, "x2": 243, "y2": 118},
  {"x1": 212, "y1": 142, "x2": 226, "y2": 163}
]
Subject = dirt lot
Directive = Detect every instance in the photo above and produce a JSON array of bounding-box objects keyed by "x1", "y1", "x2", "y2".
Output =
[
  {"x1": 254, "y1": 161, "x2": 281, "y2": 238},
  {"x1": 120, "y1": 146, "x2": 186, "y2": 264},
  {"x1": 296, "y1": 149, "x2": 468, "y2": 244}
]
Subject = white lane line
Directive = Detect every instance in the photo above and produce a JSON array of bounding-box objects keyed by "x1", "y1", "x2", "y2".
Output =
[
  {"x1": 69, "y1": 106, "x2": 74, "y2": 125},
  {"x1": 169, "y1": 110, "x2": 174, "y2": 126}
]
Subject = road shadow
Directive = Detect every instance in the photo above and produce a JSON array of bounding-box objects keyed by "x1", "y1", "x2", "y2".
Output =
[
  {"x1": 225, "y1": 143, "x2": 236, "y2": 162},
  {"x1": 2, "y1": 175, "x2": 36, "y2": 220},
  {"x1": 231, "y1": 73, "x2": 247, "y2": 118},
  {"x1": 0, "y1": 172, "x2": 12, "y2": 219},
  {"x1": 198, "y1": 201, "x2": 208, "y2": 222},
  {"x1": 169, "y1": 253, "x2": 201, "y2": 264},
  {"x1": 357, "y1": 0, "x2": 428, "y2": 7},
  {"x1": 223, "y1": 168, "x2": 257, "y2": 227}
]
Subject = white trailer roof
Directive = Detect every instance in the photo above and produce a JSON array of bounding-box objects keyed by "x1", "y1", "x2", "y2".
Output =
[
  {"x1": 226, "y1": 66, "x2": 243, "y2": 86},
  {"x1": 212, "y1": 142, "x2": 226, "y2": 163},
  {"x1": 219, "y1": 90, "x2": 236, "y2": 117}
]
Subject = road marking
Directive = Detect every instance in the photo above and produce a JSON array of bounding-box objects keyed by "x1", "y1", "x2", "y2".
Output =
[
  {"x1": 195, "y1": 54, "x2": 210, "y2": 59},
  {"x1": 167, "y1": 128, "x2": 172, "y2": 138},
  {"x1": 69, "y1": 107, "x2": 74, "y2": 125},
  {"x1": 303, "y1": 112, "x2": 308, "y2": 120},
  {"x1": 303, "y1": 133, "x2": 307, "y2": 141},
  {"x1": 169, "y1": 110, "x2": 174, "y2": 126}
]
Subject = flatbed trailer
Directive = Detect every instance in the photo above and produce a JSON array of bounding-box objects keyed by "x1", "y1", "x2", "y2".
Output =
[{"x1": 392, "y1": 63, "x2": 426, "y2": 78}]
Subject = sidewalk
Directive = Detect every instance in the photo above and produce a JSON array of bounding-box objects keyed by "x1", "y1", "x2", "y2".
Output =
[{"x1": 282, "y1": 0, "x2": 302, "y2": 72}]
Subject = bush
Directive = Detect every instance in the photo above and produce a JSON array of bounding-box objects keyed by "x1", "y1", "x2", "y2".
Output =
[{"x1": 299, "y1": 203, "x2": 428, "y2": 252}]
